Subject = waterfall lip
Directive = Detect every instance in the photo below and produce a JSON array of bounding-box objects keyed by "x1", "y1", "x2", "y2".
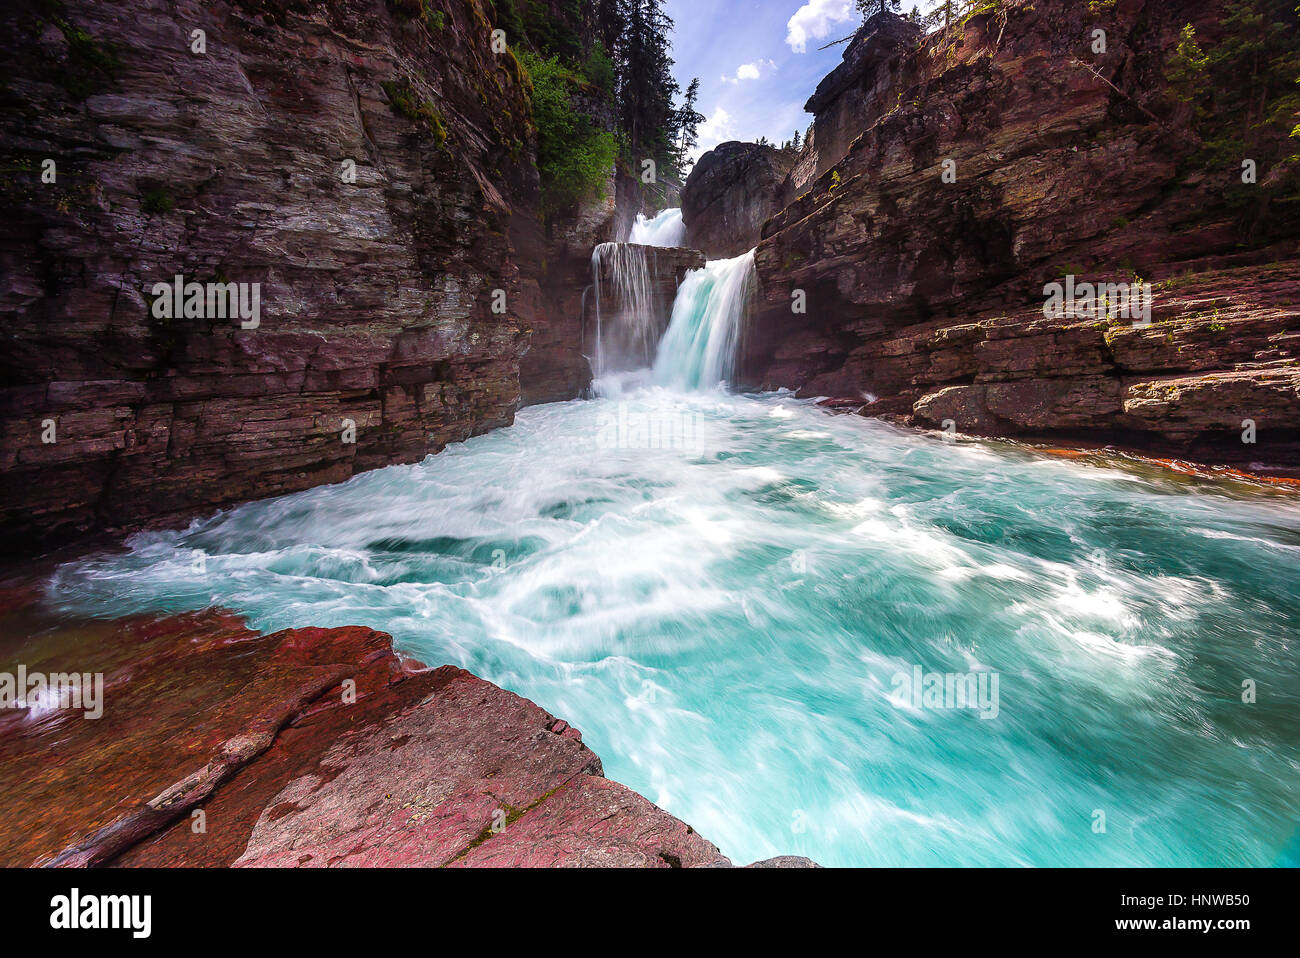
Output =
[
  {"x1": 589, "y1": 242, "x2": 663, "y2": 380},
  {"x1": 589, "y1": 240, "x2": 756, "y2": 393}
]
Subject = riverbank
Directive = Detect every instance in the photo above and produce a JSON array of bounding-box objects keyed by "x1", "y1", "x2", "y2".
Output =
[
  {"x1": 0, "y1": 590, "x2": 812, "y2": 868},
  {"x1": 23, "y1": 389, "x2": 1300, "y2": 866}
]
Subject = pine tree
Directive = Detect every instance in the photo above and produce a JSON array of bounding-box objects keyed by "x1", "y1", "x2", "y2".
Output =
[
  {"x1": 616, "y1": 0, "x2": 680, "y2": 173},
  {"x1": 674, "y1": 77, "x2": 705, "y2": 170},
  {"x1": 1172, "y1": 0, "x2": 1300, "y2": 237},
  {"x1": 593, "y1": 0, "x2": 622, "y2": 53},
  {"x1": 856, "y1": 0, "x2": 901, "y2": 18}
]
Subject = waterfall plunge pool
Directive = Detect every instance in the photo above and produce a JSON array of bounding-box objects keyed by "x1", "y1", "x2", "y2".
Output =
[{"x1": 43, "y1": 385, "x2": 1300, "y2": 866}]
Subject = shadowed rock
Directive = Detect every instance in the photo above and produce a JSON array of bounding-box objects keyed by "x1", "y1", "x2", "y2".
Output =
[{"x1": 682, "y1": 143, "x2": 795, "y2": 259}]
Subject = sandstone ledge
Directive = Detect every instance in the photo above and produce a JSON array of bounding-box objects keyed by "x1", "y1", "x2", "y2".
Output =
[{"x1": 0, "y1": 599, "x2": 803, "y2": 868}]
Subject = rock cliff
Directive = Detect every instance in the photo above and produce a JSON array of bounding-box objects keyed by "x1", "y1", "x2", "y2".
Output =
[
  {"x1": 681, "y1": 141, "x2": 795, "y2": 258},
  {"x1": 0, "y1": 0, "x2": 557, "y2": 554},
  {"x1": 746, "y1": 1, "x2": 1300, "y2": 472},
  {"x1": 800, "y1": 11, "x2": 920, "y2": 186}
]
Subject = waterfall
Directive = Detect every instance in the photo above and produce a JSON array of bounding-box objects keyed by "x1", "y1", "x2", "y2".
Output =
[
  {"x1": 628, "y1": 208, "x2": 686, "y2": 247},
  {"x1": 589, "y1": 242, "x2": 659, "y2": 379},
  {"x1": 653, "y1": 250, "x2": 756, "y2": 391}
]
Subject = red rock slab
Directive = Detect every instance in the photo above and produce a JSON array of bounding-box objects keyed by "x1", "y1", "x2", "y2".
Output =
[
  {"x1": 4, "y1": 603, "x2": 759, "y2": 868},
  {"x1": 119, "y1": 663, "x2": 734, "y2": 869},
  {"x1": 1034, "y1": 446, "x2": 1300, "y2": 491},
  {"x1": 0, "y1": 607, "x2": 401, "y2": 867},
  {"x1": 112, "y1": 668, "x2": 452, "y2": 867},
  {"x1": 222, "y1": 667, "x2": 610, "y2": 868},
  {"x1": 445, "y1": 775, "x2": 731, "y2": 869},
  {"x1": 117, "y1": 666, "x2": 612, "y2": 867}
]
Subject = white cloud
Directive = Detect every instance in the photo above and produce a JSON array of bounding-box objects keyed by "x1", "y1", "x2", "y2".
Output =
[
  {"x1": 720, "y1": 58, "x2": 777, "y2": 84},
  {"x1": 785, "y1": 0, "x2": 856, "y2": 53},
  {"x1": 695, "y1": 106, "x2": 736, "y2": 153}
]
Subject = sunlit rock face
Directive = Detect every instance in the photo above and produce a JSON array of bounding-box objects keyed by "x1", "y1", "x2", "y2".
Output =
[
  {"x1": 799, "y1": 11, "x2": 921, "y2": 187},
  {"x1": 745, "y1": 2, "x2": 1300, "y2": 470},
  {"x1": 0, "y1": 0, "x2": 544, "y2": 553},
  {"x1": 681, "y1": 142, "x2": 795, "y2": 260}
]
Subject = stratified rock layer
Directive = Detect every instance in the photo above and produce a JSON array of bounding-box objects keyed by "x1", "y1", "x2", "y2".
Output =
[
  {"x1": 0, "y1": 0, "x2": 538, "y2": 553},
  {"x1": 748, "y1": 2, "x2": 1300, "y2": 470}
]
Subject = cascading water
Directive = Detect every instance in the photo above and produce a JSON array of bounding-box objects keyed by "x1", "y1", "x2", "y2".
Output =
[
  {"x1": 589, "y1": 242, "x2": 659, "y2": 380},
  {"x1": 591, "y1": 212, "x2": 752, "y2": 392},
  {"x1": 33, "y1": 217, "x2": 1300, "y2": 869},
  {"x1": 628, "y1": 208, "x2": 686, "y2": 247},
  {"x1": 653, "y1": 250, "x2": 756, "y2": 391}
]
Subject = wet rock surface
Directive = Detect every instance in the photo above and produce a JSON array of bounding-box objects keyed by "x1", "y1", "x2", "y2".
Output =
[
  {"x1": 0, "y1": 595, "x2": 761, "y2": 868},
  {"x1": 587, "y1": 244, "x2": 706, "y2": 373}
]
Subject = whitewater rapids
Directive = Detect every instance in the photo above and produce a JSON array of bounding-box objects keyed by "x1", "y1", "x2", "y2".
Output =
[{"x1": 45, "y1": 385, "x2": 1300, "y2": 866}]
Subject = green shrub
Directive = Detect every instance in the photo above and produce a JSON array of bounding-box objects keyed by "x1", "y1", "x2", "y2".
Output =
[
  {"x1": 141, "y1": 187, "x2": 173, "y2": 215},
  {"x1": 581, "y1": 42, "x2": 615, "y2": 97},
  {"x1": 381, "y1": 77, "x2": 448, "y2": 147},
  {"x1": 519, "y1": 51, "x2": 616, "y2": 217}
]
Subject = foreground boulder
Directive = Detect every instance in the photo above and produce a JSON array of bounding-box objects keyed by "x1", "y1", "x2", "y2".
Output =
[{"x1": 0, "y1": 595, "x2": 795, "y2": 868}]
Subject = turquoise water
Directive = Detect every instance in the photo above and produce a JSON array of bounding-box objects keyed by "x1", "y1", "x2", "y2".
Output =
[
  {"x1": 653, "y1": 251, "x2": 754, "y2": 390},
  {"x1": 46, "y1": 387, "x2": 1300, "y2": 866}
]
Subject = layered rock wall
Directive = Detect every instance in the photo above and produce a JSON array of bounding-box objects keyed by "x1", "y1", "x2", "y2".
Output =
[
  {"x1": 0, "y1": 0, "x2": 542, "y2": 553},
  {"x1": 747, "y1": 1, "x2": 1300, "y2": 469}
]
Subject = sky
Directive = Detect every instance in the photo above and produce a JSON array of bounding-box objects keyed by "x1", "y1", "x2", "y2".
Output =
[{"x1": 663, "y1": 0, "x2": 943, "y2": 167}]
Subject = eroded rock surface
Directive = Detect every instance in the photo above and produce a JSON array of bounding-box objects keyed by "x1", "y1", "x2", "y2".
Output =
[
  {"x1": 682, "y1": 142, "x2": 795, "y2": 259},
  {"x1": 747, "y1": 2, "x2": 1300, "y2": 470},
  {"x1": 0, "y1": 596, "x2": 754, "y2": 868}
]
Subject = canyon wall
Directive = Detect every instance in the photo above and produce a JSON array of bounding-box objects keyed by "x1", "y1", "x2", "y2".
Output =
[
  {"x1": 0, "y1": 0, "x2": 567, "y2": 554},
  {"x1": 744, "y1": 1, "x2": 1300, "y2": 470}
]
